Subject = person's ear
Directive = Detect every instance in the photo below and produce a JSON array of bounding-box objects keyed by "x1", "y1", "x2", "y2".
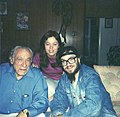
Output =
[
  {"x1": 9, "y1": 57, "x2": 14, "y2": 64},
  {"x1": 78, "y1": 58, "x2": 80, "y2": 63}
]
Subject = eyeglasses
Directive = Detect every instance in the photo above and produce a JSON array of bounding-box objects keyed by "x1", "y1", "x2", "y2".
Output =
[{"x1": 61, "y1": 56, "x2": 77, "y2": 66}]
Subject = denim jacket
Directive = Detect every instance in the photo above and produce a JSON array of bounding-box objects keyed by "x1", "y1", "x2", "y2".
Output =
[{"x1": 50, "y1": 64, "x2": 117, "y2": 117}]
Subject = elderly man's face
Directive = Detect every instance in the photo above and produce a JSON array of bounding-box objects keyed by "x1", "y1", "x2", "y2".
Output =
[{"x1": 11, "y1": 48, "x2": 32, "y2": 79}]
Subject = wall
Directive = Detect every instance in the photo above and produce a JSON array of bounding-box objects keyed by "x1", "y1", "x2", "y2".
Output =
[
  {"x1": 85, "y1": 0, "x2": 120, "y2": 65},
  {"x1": 86, "y1": 0, "x2": 120, "y2": 17},
  {"x1": 98, "y1": 18, "x2": 120, "y2": 65},
  {"x1": 0, "y1": 0, "x2": 85, "y2": 63},
  {"x1": 0, "y1": 0, "x2": 120, "y2": 64}
]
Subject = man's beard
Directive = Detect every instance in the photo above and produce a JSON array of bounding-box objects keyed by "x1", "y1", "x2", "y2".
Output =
[{"x1": 63, "y1": 61, "x2": 80, "y2": 83}]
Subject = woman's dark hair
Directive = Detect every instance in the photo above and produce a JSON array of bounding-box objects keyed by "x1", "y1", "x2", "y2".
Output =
[{"x1": 39, "y1": 30, "x2": 64, "y2": 69}]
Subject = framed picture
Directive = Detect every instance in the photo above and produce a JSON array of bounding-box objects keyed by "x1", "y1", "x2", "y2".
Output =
[
  {"x1": 0, "y1": 2, "x2": 7, "y2": 15},
  {"x1": 16, "y1": 12, "x2": 29, "y2": 30},
  {"x1": 105, "y1": 18, "x2": 113, "y2": 28}
]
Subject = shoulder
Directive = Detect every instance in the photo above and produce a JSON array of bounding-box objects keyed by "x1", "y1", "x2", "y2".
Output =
[
  {"x1": 28, "y1": 66, "x2": 44, "y2": 79},
  {"x1": 59, "y1": 73, "x2": 70, "y2": 84},
  {"x1": 25, "y1": 67, "x2": 47, "y2": 87},
  {"x1": 81, "y1": 64, "x2": 97, "y2": 75},
  {"x1": 34, "y1": 52, "x2": 41, "y2": 58},
  {"x1": 80, "y1": 64, "x2": 100, "y2": 82},
  {"x1": 81, "y1": 65, "x2": 102, "y2": 86},
  {"x1": 0, "y1": 62, "x2": 10, "y2": 67},
  {"x1": 0, "y1": 63, "x2": 11, "y2": 71},
  {"x1": 30, "y1": 66, "x2": 42, "y2": 74},
  {"x1": 33, "y1": 52, "x2": 41, "y2": 66}
]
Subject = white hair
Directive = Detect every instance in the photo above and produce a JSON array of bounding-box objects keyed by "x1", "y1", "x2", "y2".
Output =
[{"x1": 9, "y1": 46, "x2": 33, "y2": 63}]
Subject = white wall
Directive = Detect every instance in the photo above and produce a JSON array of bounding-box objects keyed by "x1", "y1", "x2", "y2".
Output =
[{"x1": 98, "y1": 18, "x2": 120, "y2": 65}]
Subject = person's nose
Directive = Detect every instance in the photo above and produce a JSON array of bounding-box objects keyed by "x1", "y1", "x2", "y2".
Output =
[
  {"x1": 66, "y1": 60, "x2": 70, "y2": 66},
  {"x1": 49, "y1": 45, "x2": 53, "y2": 49},
  {"x1": 22, "y1": 60, "x2": 27, "y2": 67}
]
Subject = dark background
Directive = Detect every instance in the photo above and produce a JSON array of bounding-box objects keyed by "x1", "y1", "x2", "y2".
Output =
[{"x1": 0, "y1": 0, "x2": 120, "y2": 66}]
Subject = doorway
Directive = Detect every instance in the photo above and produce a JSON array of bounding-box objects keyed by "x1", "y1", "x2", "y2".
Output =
[{"x1": 83, "y1": 17, "x2": 99, "y2": 67}]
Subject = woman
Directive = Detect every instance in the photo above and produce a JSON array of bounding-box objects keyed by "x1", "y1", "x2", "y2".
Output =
[{"x1": 33, "y1": 30, "x2": 64, "y2": 101}]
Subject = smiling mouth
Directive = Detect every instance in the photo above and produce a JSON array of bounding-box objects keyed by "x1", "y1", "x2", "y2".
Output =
[
  {"x1": 20, "y1": 69, "x2": 27, "y2": 72},
  {"x1": 49, "y1": 50, "x2": 54, "y2": 53},
  {"x1": 66, "y1": 65, "x2": 74, "y2": 71},
  {"x1": 66, "y1": 67, "x2": 72, "y2": 72},
  {"x1": 66, "y1": 64, "x2": 73, "y2": 69}
]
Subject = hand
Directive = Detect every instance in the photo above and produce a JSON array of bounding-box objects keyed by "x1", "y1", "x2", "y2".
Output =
[
  {"x1": 32, "y1": 63, "x2": 39, "y2": 68},
  {"x1": 16, "y1": 111, "x2": 27, "y2": 117},
  {"x1": 55, "y1": 114, "x2": 63, "y2": 117}
]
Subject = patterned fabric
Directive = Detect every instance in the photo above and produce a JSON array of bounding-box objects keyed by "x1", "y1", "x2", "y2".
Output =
[
  {"x1": 93, "y1": 65, "x2": 120, "y2": 116},
  {"x1": 93, "y1": 65, "x2": 120, "y2": 101}
]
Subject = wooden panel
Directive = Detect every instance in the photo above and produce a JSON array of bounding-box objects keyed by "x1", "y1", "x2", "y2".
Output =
[
  {"x1": 86, "y1": 0, "x2": 120, "y2": 17},
  {"x1": 1, "y1": 0, "x2": 119, "y2": 63},
  {"x1": 0, "y1": 0, "x2": 85, "y2": 63},
  {"x1": 67, "y1": 0, "x2": 85, "y2": 56}
]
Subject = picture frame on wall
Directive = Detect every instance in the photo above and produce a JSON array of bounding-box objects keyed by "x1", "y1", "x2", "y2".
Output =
[
  {"x1": 16, "y1": 12, "x2": 29, "y2": 30},
  {"x1": 0, "y1": 2, "x2": 7, "y2": 15},
  {"x1": 105, "y1": 18, "x2": 113, "y2": 28}
]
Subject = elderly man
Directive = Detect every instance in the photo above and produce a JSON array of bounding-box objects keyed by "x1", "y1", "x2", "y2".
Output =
[
  {"x1": 0, "y1": 46, "x2": 48, "y2": 117},
  {"x1": 50, "y1": 46, "x2": 117, "y2": 117}
]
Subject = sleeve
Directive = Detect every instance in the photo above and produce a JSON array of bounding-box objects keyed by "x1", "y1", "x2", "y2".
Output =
[
  {"x1": 26, "y1": 71, "x2": 49, "y2": 116},
  {"x1": 50, "y1": 76, "x2": 69, "y2": 116},
  {"x1": 33, "y1": 53, "x2": 40, "y2": 67}
]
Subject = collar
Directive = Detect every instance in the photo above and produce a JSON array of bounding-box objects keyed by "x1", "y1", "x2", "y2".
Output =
[{"x1": 8, "y1": 65, "x2": 34, "y2": 78}]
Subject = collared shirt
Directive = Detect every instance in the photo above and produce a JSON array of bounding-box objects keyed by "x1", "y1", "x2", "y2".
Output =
[
  {"x1": 0, "y1": 63, "x2": 49, "y2": 117},
  {"x1": 50, "y1": 64, "x2": 117, "y2": 117}
]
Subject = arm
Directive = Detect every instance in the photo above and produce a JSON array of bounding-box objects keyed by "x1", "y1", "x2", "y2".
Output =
[
  {"x1": 23, "y1": 71, "x2": 49, "y2": 117},
  {"x1": 29, "y1": 77, "x2": 48, "y2": 116},
  {"x1": 50, "y1": 76, "x2": 69, "y2": 116}
]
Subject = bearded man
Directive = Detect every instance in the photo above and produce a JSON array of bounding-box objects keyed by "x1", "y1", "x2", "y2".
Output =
[{"x1": 50, "y1": 46, "x2": 117, "y2": 117}]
